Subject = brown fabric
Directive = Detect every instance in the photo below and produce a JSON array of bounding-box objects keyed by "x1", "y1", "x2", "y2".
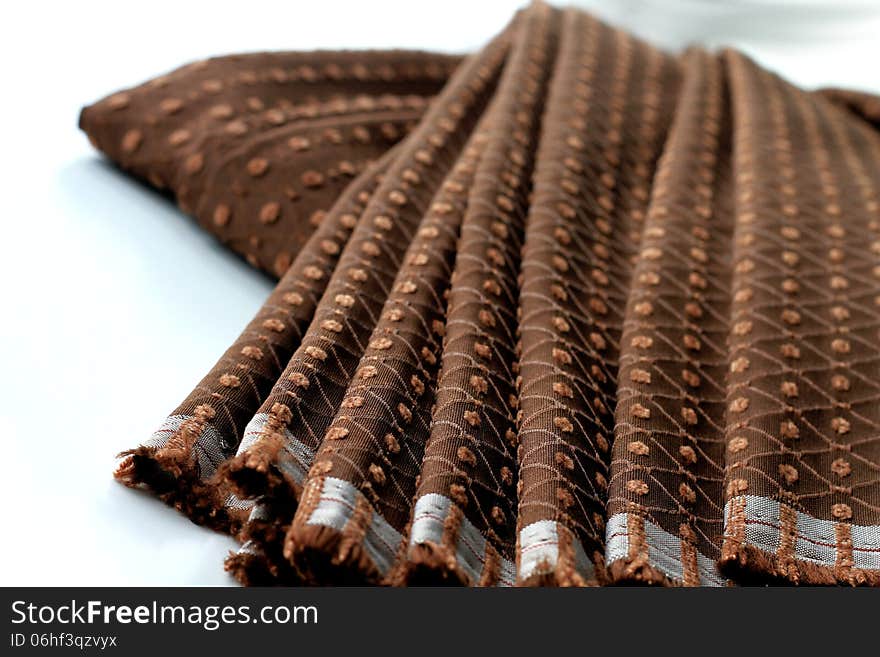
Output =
[
  {"x1": 221, "y1": 24, "x2": 515, "y2": 582},
  {"x1": 516, "y1": 10, "x2": 681, "y2": 585},
  {"x1": 605, "y1": 48, "x2": 732, "y2": 585},
  {"x1": 717, "y1": 51, "x2": 880, "y2": 585},
  {"x1": 114, "y1": 146, "x2": 396, "y2": 534},
  {"x1": 80, "y1": 50, "x2": 460, "y2": 278},
  {"x1": 819, "y1": 87, "x2": 880, "y2": 131},
  {"x1": 396, "y1": 2, "x2": 560, "y2": 586},
  {"x1": 87, "y1": 2, "x2": 880, "y2": 585}
]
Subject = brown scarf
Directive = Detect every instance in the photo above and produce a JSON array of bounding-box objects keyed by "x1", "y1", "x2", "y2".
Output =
[{"x1": 81, "y1": 3, "x2": 880, "y2": 586}]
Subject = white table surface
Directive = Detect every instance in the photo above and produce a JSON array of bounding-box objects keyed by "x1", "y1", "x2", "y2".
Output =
[{"x1": 2, "y1": 0, "x2": 878, "y2": 585}]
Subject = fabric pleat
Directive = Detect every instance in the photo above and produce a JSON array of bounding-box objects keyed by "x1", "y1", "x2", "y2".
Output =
[
  {"x1": 396, "y1": 1, "x2": 560, "y2": 587},
  {"x1": 606, "y1": 48, "x2": 732, "y2": 586},
  {"x1": 220, "y1": 24, "x2": 515, "y2": 582}
]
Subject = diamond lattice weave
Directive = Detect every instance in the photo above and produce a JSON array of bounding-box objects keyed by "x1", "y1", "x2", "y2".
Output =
[{"x1": 82, "y1": 3, "x2": 880, "y2": 586}]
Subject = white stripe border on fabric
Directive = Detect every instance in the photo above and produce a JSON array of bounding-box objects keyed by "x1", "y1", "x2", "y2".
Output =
[
  {"x1": 724, "y1": 495, "x2": 880, "y2": 570},
  {"x1": 238, "y1": 412, "x2": 311, "y2": 485},
  {"x1": 605, "y1": 512, "x2": 725, "y2": 586},
  {"x1": 517, "y1": 519, "x2": 594, "y2": 583},
  {"x1": 122, "y1": 414, "x2": 227, "y2": 479},
  {"x1": 305, "y1": 476, "x2": 402, "y2": 576},
  {"x1": 410, "y1": 493, "x2": 516, "y2": 586}
]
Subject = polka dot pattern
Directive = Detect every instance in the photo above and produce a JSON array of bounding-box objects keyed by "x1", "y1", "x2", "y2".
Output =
[
  {"x1": 719, "y1": 51, "x2": 880, "y2": 586},
  {"x1": 222, "y1": 32, "x2": 512, "y2": 581},
  {"x1": 515, "y1": 10, "x2": 680, "y2": 584},
  {"x1": 607, "y1": 50, "x2": 731, "y2": 586},
  {"x1": 114, "y1": 148, "x2": 393, "y2": 532},
  {"x1": 103, "y1": 5, "x2": 880, "y2": 586},
  {"x1": 398, "y1": 3, "x2": 559, "y2": 585},
  {"x1": 80, "y1": 49, "x2": 460, "y2": 277}
]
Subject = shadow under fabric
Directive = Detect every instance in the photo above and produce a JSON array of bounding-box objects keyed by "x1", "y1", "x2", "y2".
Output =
[{"x1": 81, "y1": 2, "x2": 880, "y2": 586}]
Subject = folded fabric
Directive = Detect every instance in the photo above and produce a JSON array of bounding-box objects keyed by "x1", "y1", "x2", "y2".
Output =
[
  {"x1": 80, "y1": 49, "x2": 460, "y2": 278},
  {"x1": 82, "y1": 2, "x2": 880, "y2": 585}
]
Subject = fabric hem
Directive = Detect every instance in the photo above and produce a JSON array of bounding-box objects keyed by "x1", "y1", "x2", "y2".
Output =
[
  {"x1": 114, "y1": 447, "x2": 239, "y2": 534},
  {"x1": 719, "y1": 539, "x2": 880, "y2": 586}
]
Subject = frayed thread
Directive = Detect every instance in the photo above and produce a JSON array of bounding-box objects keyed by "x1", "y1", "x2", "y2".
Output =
[
  {"x1": 606, "y1": 555, "x2": 680, "y2": 587},
  {"x1": 392, "y1": 542, "x2": 472, "y2": 586},
  {"x1": 719, "y1": 539, "x2": 880, "y2": 586},
  {"x1": 285, "y1": 522, "x2": 385, "y2": 585},
  {"x1": 114, "y1": 447, "x2": 240, "y2": 534}
]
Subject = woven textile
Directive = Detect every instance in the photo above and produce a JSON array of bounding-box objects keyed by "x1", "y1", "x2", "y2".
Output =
[
  {"x1": 83, "y1": 3, "x2": 880, "y2": 585},
  {"x1": 80, "y1": 50, "x2": 460, "y2": 278}
]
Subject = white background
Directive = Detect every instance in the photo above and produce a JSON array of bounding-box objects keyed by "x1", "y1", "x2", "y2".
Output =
[{"x1": 1, "y1": 0, "x2": 879, "y2": 585}]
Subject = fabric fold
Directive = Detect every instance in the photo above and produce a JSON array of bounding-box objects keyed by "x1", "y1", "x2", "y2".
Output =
[
  {"x1": 515, "y1": 10, "x2": 680, "y2": 585},
  {"x1": 219, "y1": 25, "x2": 515, "y2": 582},
  {"x1": 384, "y1": 1, "x2": 560, "y2": 587},
  {"x1": 719, "y1": 51, "x2": 880, "y2": 585},
  {"x1": 80, "y1": 50, "x2": 460, "y2": 277},
  {"x1": 114, "y1": 147, "x2": 395, "y2": 534},
  {"x1": 605, "y1": 48, "x2": 732, "y2": 586}
]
